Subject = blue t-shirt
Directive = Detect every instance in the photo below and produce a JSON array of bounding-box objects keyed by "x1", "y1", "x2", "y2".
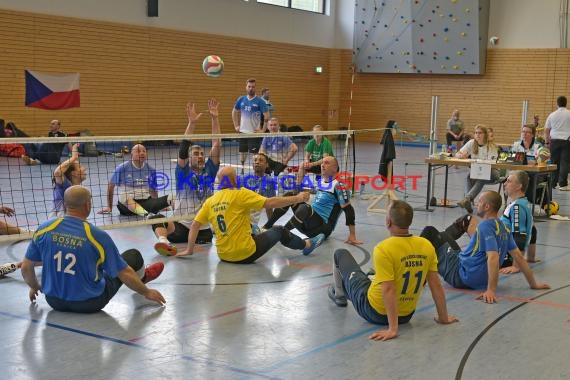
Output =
[
  {"x1": 52, "y1": 178, "x2": 72, "y2": 215},
  {"x1": 312, "y1": 179, "x2": 350, "y2": 223},
  {"x1": 459, "y1": 219, "x2": 517, "y2": 289},
  {"x1": 501, "y1": 197, "x2": 533, "y2": 250},
  {"x1": 234, "y1": 96, "x2": 268, "y2": 133},
  {"x1": 25, "y1": 216, "x2": 128, "y2": 301},
  {"x1": 174, "y1": 159, "x2": 219, "y2": 215},
  {"x1": 110, "y1": 161, "x2": 156, "y2": 199},
  {"x1": 244, "y1": 174, "x2": 276, "y2": 198},
  {"x1": 260, "y1": 135, "x2": 293, "y2": 163}
]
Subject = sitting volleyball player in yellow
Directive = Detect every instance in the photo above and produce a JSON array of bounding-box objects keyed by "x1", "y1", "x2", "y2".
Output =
[
  {"x1": 177, "y1": 167, "x2": 325, "y2": 262},
  {"x1": 328, "y1": 200, "x2": 458, "y2": 341}
]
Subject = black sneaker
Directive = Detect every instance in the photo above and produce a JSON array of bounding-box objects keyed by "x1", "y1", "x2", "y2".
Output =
[{"x1": 328, "y1": 285, "x2": 348, "y2": 307}]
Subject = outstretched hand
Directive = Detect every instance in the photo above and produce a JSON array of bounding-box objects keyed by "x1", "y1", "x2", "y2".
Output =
[
  {"x1": 476, "y1": 290, "x2": 497, "y2": 304},
  {"x1": 186, "y1": 102, "x2": 203, "y2": 123},
  {"x1": 369, "y1": 328, "x2": 398, "y2": 341},
  {"x1": 208, "y1": 98, "x2": 219, "y2": 117},
  {"x1": 0, "y1": 206, "x2": 15, "y2": 216},
  {"x1": 499, "y1": 266, "x2": 520, "y2": 274}
]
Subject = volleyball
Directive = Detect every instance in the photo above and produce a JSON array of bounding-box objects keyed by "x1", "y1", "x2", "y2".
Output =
[
  {"x1": 543, "y1": 201, "x2": 559, "y2": 215},
  {"x1": 535, "y1": 146, "x2": 550, "y2": 161},
  {"x1": 202, "y1": 55, "x2": 224, "y2": 77}
]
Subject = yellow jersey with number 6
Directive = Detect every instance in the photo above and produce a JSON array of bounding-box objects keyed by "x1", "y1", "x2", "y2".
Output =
[{"x1": 195, "y1": 188, "x2": 266, "y2": 262}]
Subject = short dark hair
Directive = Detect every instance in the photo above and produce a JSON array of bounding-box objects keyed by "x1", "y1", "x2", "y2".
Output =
[
  {"x1": 246, "y1": 78, "x2": 256, "y2": 84},
  {"x1": 481, "y1": 191, "x2": 502, "y2": 212},
  {"x1": 557, "y1": 96, "x2": 567, "y2": 107},
  {"x1": 261, "y1": 87, "x2": 269, "y2": 95},
  {"x1": 522, "y1": 124, "x2": 537, "y2": 137},
  {"x1": 388, "y1": 200, "x2": 413, "y2": 228}
]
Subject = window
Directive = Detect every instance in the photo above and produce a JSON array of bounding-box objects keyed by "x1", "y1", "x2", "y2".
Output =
[{"x1": 257, "y1": 0, "x2": 325, "y2": 14}]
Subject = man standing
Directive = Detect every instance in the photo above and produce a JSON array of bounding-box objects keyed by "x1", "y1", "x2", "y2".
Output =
[
  {"x1": 21, "y1": 186, "x2": 165, "y2": 313},
  {"x1": 420, "y1": 191, "x2": 549, "y2": 303},
  {"x1": 232, "y1": 78, "x2": 269, "y2": 172},
  {"x1": 545, "y1": 95, "x2": 570, "y2": 190},
  {"x1": 259, "y1": 117, "x2": 298, "y2": 175},
  {"x1": 260, "y1": 87, "x2": 274, "y2": 127},
  {"x1": 99, "y1": 144, "x2": 173, "y2": 216},
  {"x1": 151, "y1": 100, "x2": 221, "y2": 255},
  {"x1": 176, "y1": 167, "x2": 325, "y2": 262},
  {"x1": 328, "y1": 200, "x2": 458, "y2": 341}
]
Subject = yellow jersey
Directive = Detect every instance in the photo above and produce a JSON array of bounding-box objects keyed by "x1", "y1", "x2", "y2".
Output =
[
  {"x1": 367, "y1": 236, "x2": 438, "y2": 316},
  {"x1": 195, "y1": 188, "x2": 266, "y2": 262}
]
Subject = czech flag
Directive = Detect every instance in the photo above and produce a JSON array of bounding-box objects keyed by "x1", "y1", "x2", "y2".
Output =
[{"x1": 25, "y1": 70, "x2": 80, "y2": 110}]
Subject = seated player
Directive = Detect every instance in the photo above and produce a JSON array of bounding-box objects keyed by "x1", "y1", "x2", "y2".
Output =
[
  {"x1": 177, "y1": 167, "x2": 325, "y2": 261},
  {"x1": 51, "y1": 143, "x2": 88, "y2": 217},
  {"x1": 21, "y1": 186, "x2": 165, "y2": 313},
  {"x1": 259, "y1": 117, "x2": 298, "y2": 175},
  {"x1": 263, "y1": 156, "x2": 361, "y2": 245},
  {"x1": 246, "y1": 153, "x2": 276, "y2": 233},
  {"x1": 420, "y1": 190, "x2": 549, "y2": 303},
  {"x1": 0, "y1": 204, "x2": 26, "y2": 235},
  {"x1": 328, "y1": 200, "x2": 458, "y2": 341},
  {"x1": 99, "y1": 144, "x2": 173, "y2": 216},
  {"x1": 21, "y1": 119, "x2": 69, "y2": 165},
  {"x1": 295, "y1": 124, "x2": 334, "y2": 185},
  {"x1": 151, "y1": 100, "x2": 221, "y2": 255}
]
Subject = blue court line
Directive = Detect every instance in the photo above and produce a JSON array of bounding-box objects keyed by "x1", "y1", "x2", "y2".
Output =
[
  {"x1": 258, "y1": 248, "x2": 570, "y2": 375},
  {"x1": 0, "y1": 309, "x2": 280, "y2": 380}
]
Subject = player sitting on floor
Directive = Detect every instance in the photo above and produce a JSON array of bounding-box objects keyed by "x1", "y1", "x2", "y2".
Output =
[
  {"x1": 262, "y1": 156, "x2": 361, "y2": 245},
  {"x1": 420, "y1": 190, "x2": 549, "y2": 304},
  {"x1": 328, "y1": 200, "x2": 458, "y2": 341},
  {"x1": 151, "y1": 100, "x2": 221, "y2": 255},
  {"x1": 259, "y1": 117, "x2": 298, "y2": 175},
  {"x1": 99, "y1": 144, "x2": 173, "y2": 217},
  {"x1": 51, "y1": 143, "x2": 88, "y2": 217},
  {"x1": 176, "y1": 167, "x2": 325, "y2": 262}
]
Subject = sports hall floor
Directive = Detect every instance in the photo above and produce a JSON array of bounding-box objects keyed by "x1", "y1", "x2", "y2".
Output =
[{"x1": 1, "y1": 142, "x2": 569, "y2": 380}]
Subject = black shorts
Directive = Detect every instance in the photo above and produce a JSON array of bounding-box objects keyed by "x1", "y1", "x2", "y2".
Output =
[
  {"x1": 305, "y1": 165, "x2": 322, "y2": 174},
  {"x1": 238, "y1": 135, "x2": 261, "y2": 154}
]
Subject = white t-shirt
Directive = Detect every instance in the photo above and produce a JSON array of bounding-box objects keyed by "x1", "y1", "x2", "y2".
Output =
[
  {"x1": 545, "y1": 107, "x2": 570, "y2": 140},
  {"x1": 458, "y1": 139, "x2": 498, "y2": 160}
]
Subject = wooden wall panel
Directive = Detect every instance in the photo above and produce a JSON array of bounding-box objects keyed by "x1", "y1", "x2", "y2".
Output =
[{"x1": 1, "y1": 9, "x2": 570, "y2": 146}]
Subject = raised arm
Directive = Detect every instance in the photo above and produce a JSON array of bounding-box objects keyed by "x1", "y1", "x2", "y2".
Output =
[
  {"x1": 178, "y1": 102, "x2": 203, "y2": 167},
  {"x1": 208, "y1": 98, "x2": 221, "y2": 166},
  {"x1": 53, "y1": 143, "x2": 80, "y2": 185}
]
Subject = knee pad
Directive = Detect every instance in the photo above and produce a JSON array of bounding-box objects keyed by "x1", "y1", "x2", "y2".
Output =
[
  {"x1": 420, "y1": 226, "x2": 445, "y2": 249},
  {"x1": 121, "y1": 249, "x2": 144, "y2": 272},
  {"x1": 293, "y1": 203, "x2": 312, "y2": 221}
]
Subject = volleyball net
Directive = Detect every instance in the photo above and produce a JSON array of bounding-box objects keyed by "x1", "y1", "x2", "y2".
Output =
[{"x1": 0, "y1": 129, "x2": 356, "y2": 242}]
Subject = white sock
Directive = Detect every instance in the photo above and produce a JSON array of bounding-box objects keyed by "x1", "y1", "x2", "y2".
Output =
[{"x1": 158, "y1": 236, "x2": 169, "y2": 244}]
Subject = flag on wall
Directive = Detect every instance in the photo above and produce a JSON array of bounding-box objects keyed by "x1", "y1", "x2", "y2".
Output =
[{"x1": 25, "y1": 70, "x2": 80, "y2": 110}]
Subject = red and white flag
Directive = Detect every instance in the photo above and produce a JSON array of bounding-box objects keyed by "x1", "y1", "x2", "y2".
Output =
[{"x1": 25, "y1": 69, "x2": 80, "y2": 110}]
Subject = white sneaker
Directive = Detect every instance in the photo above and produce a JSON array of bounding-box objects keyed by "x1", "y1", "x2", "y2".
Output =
[{"x1": 558, "y1": 185, "x2": 570, "y2": 191}]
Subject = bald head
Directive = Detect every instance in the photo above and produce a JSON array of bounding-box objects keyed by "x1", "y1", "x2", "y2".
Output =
[
  {"x1": 131, "y1": 144, "x2": 147, "y2": 164},
  {"x1": 217, "y1": 166, "x2": 237, "y2": 189},
  {"x1": 64, "y1": 185, "x2": 92, "y2": 217}
]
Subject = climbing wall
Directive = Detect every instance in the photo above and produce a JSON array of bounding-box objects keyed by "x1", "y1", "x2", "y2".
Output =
[{"x1": 353, "y1": 0, "x2": 490, "y2": 74}]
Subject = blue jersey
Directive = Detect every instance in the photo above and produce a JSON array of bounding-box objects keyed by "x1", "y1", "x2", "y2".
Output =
[
  {"x1": 25, "y1": 216, "x2": 127, "y2": 301},
  {"x1": 234, "y1": 96, "x2": 268, "y2": 133},
  {"x1": 245, "y1": 174, "x2": 276, "y2": 198},
  {"x1": 459, "y1": 219, "x2": 517, "y2": 289},
  {"x1": 260, "y1": 135, "x2": 293, "y2": 163},
  {"x1": 51, "y1": 178, "x2": 72, "y2": 216},
  {"x1": 110, "y1": 161, "x2": 156, "y2": 199},
  {"x1": 312, "y1": 179, "x2": 350, "y2": 223},
  {"x1": 501, "y1": 197, "x2": 533, "y2": 250}
]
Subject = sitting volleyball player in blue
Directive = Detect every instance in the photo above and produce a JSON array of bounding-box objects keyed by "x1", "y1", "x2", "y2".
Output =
[
  {"x1": 21, "y1": 186, "x2": 165, "y2": 313},
  {"x1": 497, "y1": 171, "x2": 539, "y2": 272},
  {"x1": 99, "y1": 144, "x2": 173, "y2": 216},
  {"x1": 328, "y1": 200, "x2": 458, "y2": 341},
  {"x1": 420, "y1": 190, "x2": 549, "y2": 304},
  {"x1": 151, "y1": 100, "x2": 221, "y2": 255},
  {"x1": 262, "y1": 156, "x2": 361, "y2": 245},
  {"x1": 51, "y1": 143, "x2": 88, "y2": 217}
]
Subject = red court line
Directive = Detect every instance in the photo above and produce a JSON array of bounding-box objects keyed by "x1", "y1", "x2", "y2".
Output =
[
  {"x1": 129, "y1": 306, "x2": 247, "y2": 342},
  {"x1": 445, "y1": 287, "x2": 570, "y2": 309},
  {"x1": 286, "y1": 260, "x2": 330, "y2": 272}
]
